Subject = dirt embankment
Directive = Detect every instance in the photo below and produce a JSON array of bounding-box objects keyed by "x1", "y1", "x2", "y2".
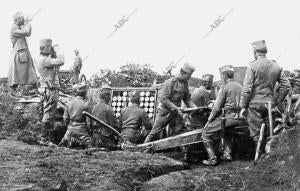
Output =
[
  {"x1": 0, "y1": 140, "x2": 188, "y2": 191},
  {"x1": 141, "y1": 126, "x2": 300, "y2": 191}
]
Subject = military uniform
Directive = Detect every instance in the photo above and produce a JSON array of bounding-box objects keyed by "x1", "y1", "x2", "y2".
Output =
[
  {"x1": 119, "y1": 103, "x2": 152, "y2": 144},
  {"x1": 240, "y1": 40, "x2": 290, "y2": 143},
  {"x1": 37, "y1": 39, "x2": 64, "y2": 143},
  {"x1": 91, "y1": 101, "x2": 118, "y2": 150},
  {"x1": 59, "y1": 94, "x2": 90, "y2": 148},
  {"x1": 8, "y1": 12, "x2": 37, "y2": 88},
  {"x1": 202, "y1": 65, "x2": 246, "y2": 165},
  {"x1": 144, "y1": 63, "x2": 196, "y2": 143}
]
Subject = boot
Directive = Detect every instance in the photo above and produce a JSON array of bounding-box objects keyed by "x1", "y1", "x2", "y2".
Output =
[
  {"x1": 202, "y1": 141, "x2": 217, "y2": 166},
  {"x1": 182, "y1": 146, "x2": 191, "y2": 163},
  {"x1": 221, "y1": 138, "x2": 232, "y2": 162}
]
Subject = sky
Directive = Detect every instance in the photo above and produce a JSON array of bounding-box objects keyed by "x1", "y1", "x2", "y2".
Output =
[{"x1": 1, "y1": 0, "x2": 300, "y2": 81}]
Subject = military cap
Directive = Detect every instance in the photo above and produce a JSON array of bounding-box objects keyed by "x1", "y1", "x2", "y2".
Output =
[
  {"x1": 294, "y1": 69, "x2": 300, "y2": 78},
  {"x1": 202, "y1": 74, "x2": 214, "y2": 80},
  {"x1": 13, "y1": 12, "x2": 24, "y2": 21},
  {"x1": 220, "y1": 65, "x2": 234, "y2": 74},
  {"x1": 40, "y1": 39, "x2": 52, "y2": 48},
  {"x1": 181, "y1": 63, "x2": 196, "y2": 74},
  {"x1": 252, "y1": 40, "x2": 267, "y2": 51},
  {"x1": 130, "y1": 91, "x2": 141, "y2": 104}
]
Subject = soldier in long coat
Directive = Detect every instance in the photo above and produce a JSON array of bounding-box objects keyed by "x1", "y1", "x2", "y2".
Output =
[{"x1": 8, "y1": 12, "x2": 37, "y2": 89}]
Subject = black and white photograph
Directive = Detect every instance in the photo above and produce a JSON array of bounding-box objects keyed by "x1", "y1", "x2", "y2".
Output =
[{"x1": 0, "y1": 0, "x2": 299, "y2": 190}]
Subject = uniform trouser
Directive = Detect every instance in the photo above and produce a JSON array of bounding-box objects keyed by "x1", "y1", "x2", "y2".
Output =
[
  {"x1": 91, "y1": 128, "x2": 118, "y2": 150},
  {"x1": 59, "y1": 129, "x2": 91, "y2": 148},
  {"x1": 247, "y1": 104, "x2": 270, "y2": 145},
  {"x1": 202, "y1": 112, "x2": 245, "y2": 156},
  {"x1": 121, "y1": 128, "x2": 150, "y2": 144},
  {"x1": 41, "y1": 89, "x2": 58, "y2": 140},
  {"x1": 144, "y1": 112, "x2": 185, "y2": 143}
]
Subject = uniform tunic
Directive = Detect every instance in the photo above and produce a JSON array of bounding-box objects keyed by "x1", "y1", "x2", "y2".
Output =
[
  {"x1": 202, "y1": 79, "x2": 246, "y2": 142},
  {"x1": 144, "y1": 76, "x2": 192, "y2": 142},
  {"x1": 119, "y1": 103, "x2": 152, "y2": 144},
  {"x1": 8, "y1": 22, "x2": 37, "y2": 87},
  {"x1": 91, "y1": 101, "x2": 118, "y2": 149},
  {"x1": 240, "y1": 55, "x2": 290, "y2": 139},
  {"x1": 188, "y1": 86, "x2": 212, "y2": 130},
  {"x1": 60, "y1": 96, "x2": 90, "y2": 147},
  {"x1": 37, "y1": 53, "x2": 64, "y2": 124}
]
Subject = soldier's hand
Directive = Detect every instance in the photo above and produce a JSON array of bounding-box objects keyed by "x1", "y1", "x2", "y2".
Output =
[
  {"x1": 176, "y1": 107, "x2": 184, "y2": 116},
  {"x1": 240, "y1": 108, "x2": 247, "y2": 119},
  {"x1": 26, "y1": 15, "x2": 33, "y2": 22}
]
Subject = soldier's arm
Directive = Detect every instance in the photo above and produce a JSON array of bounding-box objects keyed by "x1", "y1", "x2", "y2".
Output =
[
  {"x1": 159, "y1": 80, "x2": 179, "y2": 111},
  {"x1": 11, "y1": 23, "x2": 32, "y2": 38},
  {"x1": 240, "y1": 66, "x2": 254, "y2": 108},
  {"x1": 63, "y1": 105, "x2": 70, "y2": 125},
  {"x1": 183, "y1": 87, "x2": 197, "y2": 108},
  {"x1": 107, "y1": 107, "x2": 118, "y2": 131},
  {"x1": 276, "y1": 69, "x2": 291, "y2": 104},
  {"x1": 208, "y1": 85, "x2": 226, "y2": 121},
  {"x1": 43, "y1": 54, "x2": 65, "y2": 68},
  {"x1": 142, "y1": 111, "x2": 153, "y2": 130}
]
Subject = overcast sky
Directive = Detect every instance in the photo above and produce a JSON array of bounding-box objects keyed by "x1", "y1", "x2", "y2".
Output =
[{"x1": 1, "y1": 0, "x2": 300, "y2": 80}]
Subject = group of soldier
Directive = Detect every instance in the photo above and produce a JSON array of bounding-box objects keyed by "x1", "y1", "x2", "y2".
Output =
[{"x1": 7, "y1": 11, "x2": 300, "y2": 167}]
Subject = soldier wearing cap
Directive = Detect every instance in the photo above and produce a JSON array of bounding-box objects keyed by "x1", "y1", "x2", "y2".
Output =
[
  {"x1": 37, "y1": 38, "x2": 64, "y2": 145},
  {"x1": 73, "y1": 49, "x2": 82, "y2": 84},
  {"x1": 119, "y1": 92, "x2": 153, "y2": 144},
  {"x1": 292, "y1": 69, "x2": 300, "y2": 94},
  {"x1": 144, "y1": 63, "x2": 197, "y2": 160},
  {"x1": 188, "y1": 74, "x2": 215, "y2": 130},
  {"x1": 240, "y1": 40, "x2": 290, "y2": 154},
  {"x1": 91, "y1": 90, "x2": 119, "y2": 150},
  {"x1": 59, "y1": 84, "x2": 91, "y2": 148},
  {"x1": 8, "y1": 12, "x2": 37, "y2": 89},
  {"x1": 201, "y1": 65, "x2": 246, "y2": 166}
]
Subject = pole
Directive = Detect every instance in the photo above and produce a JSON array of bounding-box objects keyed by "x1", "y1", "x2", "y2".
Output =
[
  {"x1": 254, "y1": 123, "x2": 266, "y2": 165},
  {"x1": 267, "y1": 101, "x2": 273, "y2": 137}
]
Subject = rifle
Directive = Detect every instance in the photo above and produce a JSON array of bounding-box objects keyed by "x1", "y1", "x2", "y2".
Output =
[{"x1": 182, "y1": 106, "x2": 211, "y2": 113}]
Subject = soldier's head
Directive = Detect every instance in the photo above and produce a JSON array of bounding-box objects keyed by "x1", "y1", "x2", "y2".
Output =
[
  {"x1": 179, "y1": 63, "x2": 196, "y2": 81},
  {"x1": 40, "y1": 39, "x2": 53, "y2": 55},
  {"x1": 201, "y1": 74, "x2": 214, "y2": 89},
  {"x1": 74, "y1": 83, "x2": 87, "y2": 97},
  {"x1": 220, "y1": 65, "x2": 234, "y2": 82},
  {"x1": 74, "y1": 49, "x2": 79, "y2": 56},
  {"x1": 130, "y1": 91, "x2": 140, "y2": 105},
  {"x1": 252, "y1": 40, "x2": 268, "y2": 59},
  {"x1": 13, "y1": 12, "x2": 25, "y2": 26},
  {"x1": 294, "y1": 69, "x2": 300, "y2": 78},
  {"x1": 99, "y1": 90, "x2": 111, "y2": 104}
]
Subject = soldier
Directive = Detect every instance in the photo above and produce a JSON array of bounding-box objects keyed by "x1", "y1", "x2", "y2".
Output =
[
  {"x1": 188, "y1": 74, "x2": 215, "y2": 130},
  {"x1": 91, "y1": 90, "x2": 119, "y2": 150},
  {"x1": 240, "y1": 40, "x2": 290, "y2": 152},
  {"x1": 73, "y1": 49, "x2": 82, "y2": 84},
  {"x1": 144, "y1": 63, "x2": 197, "y2": 160},
  {"x1": 37, "y1": 39, "x2": 64, "y2": 145},
  {"x1": 119, "y1": 92, "x2": 152, "y2": 144},
  {"x1": 8, "y1": 12, "x2": 37, "y2": 90},
  {"x1": 202, "y1": 65, "x2": 245, "y2": 166},
  {"x1": 59, "y1": 84, "x2": 91, "y2": 148}
]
